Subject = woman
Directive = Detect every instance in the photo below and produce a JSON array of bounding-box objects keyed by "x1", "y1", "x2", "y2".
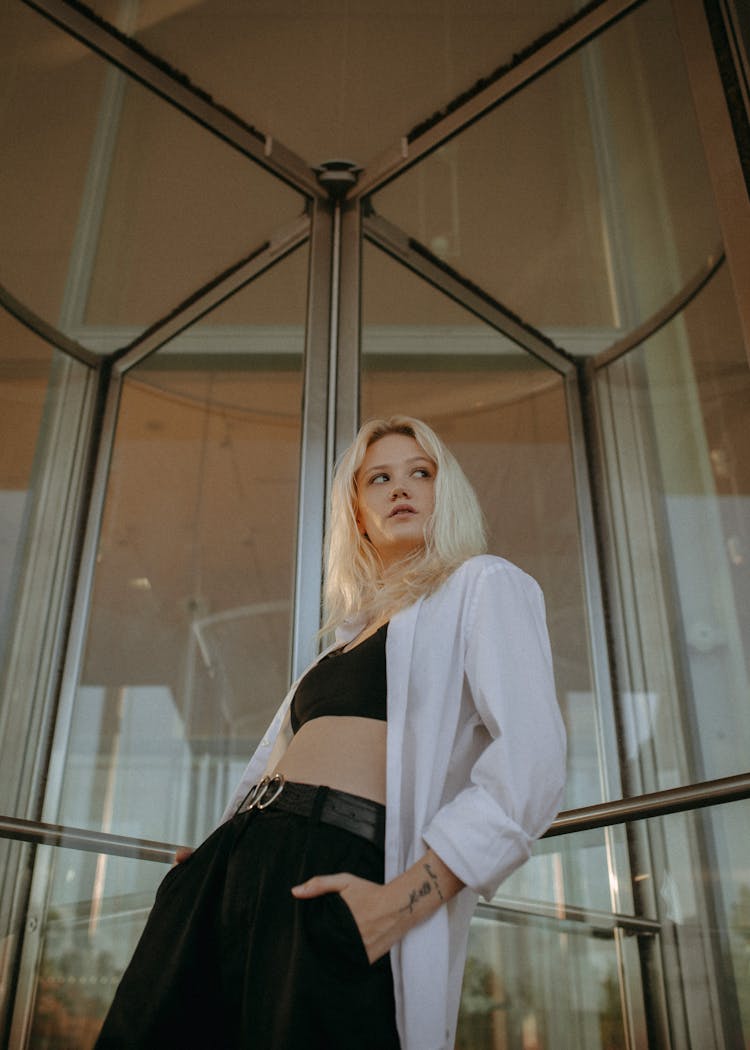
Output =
[{"x1": 96, "y1": 415, "x2": 566, "y2": 1050}]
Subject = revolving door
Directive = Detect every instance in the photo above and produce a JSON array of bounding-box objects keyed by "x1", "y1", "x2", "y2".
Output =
[{"x1": 2, "y1": 0, "x2": 750, "y2": 1045}]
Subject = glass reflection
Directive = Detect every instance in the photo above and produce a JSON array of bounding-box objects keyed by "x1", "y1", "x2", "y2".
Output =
[
  {"x1": 457, "y1": 912, "x2": 629, "y2": 1049},
  {"x1": 25, "y1": 845, "x2": 164, "y2": 1050},
  {"x1": 0, "y1": 3, "x2": 108, "y2": 334},
  {"x1": 0, "y1": 314, "x2": 54, "y2": 660},
  {"x1": 0, "y1": 1, "x2": 305, "y2": 348},
  {"x1": 83, "y1": 76, "x2": 304, "y2": 332},
  {"x1": 0, "y1": 308, "x2": 91, "y2": 823},
  {"x1": 597, "y1": 266, "x2": 750, "y2": 789},
  {"x1": 374, "y1": 0, "x2": 720, "y2": 348},
  {"x1": 499, "y1": 826, "x2": 629, "y2": 920},
  {"x1": 55, "y1": 254, "x2": 306, "y2": 845}
]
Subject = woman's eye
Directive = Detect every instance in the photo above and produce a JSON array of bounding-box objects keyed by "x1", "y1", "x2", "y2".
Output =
[
  {"x1": 413, "y1": 468, "x2": 432, "y2": 478},
  {"x1": 370, "y1": 472, "x2": 389, "y2": 484}
]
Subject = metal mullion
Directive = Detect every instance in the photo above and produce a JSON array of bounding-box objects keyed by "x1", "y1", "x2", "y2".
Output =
[
  {"x1": 355, "y1": 0, "x2": 646, "y2": 199},
  {"x1": 591, "y1": 249, "x2": 726, "y2": 371},
  {"x1": 23, "y1": 0, "x2": 319, "y2": 199},
  {"x1": 38, "y1": 366, "x2": 123, "y2": 828},
  {"x1": 364, "y1": 213, "x2": 574, "y2": 373},
  {"x1": 58, "y1": 47, "x2": 130, "y2": 337},
  {"x1": 0, "y1": 285, "x2": 99, "y2": 368},
  {"x1": 722, "y1": 0, "x2": 750, "y2": 108},
  {"x1": 577, "y1": 356, "x2": 672, "y2": 1046},
  {"x1": 333, "y1": 199, "x2": 362, "y2": 457},
  {"x1": 114, "y1": 215, "x2": 310, "y2": 373},
  {"x1": 478, "y1": 897, "x2": 661, "y2": 938},
  {"x1": 291, "y1": 198, "x2": 334, "y2": 676},
  {"x1": 5, "y1": 360, "x2": 122, "y2": 1050},
  {"x1": 326, "y1": 203, "x2": 342, "y2": 492},
  {"x1": 0, "y1": 354, "x2": 102, "y2": 1043},
  {"x1": 565, "y1": 369, "x2": 623, "y2": 807},
  {"x1": 564, "y1": 365, "x2": 654, "y2": 1044}
]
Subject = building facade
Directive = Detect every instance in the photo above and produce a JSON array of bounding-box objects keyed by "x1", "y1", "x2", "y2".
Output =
[{"x1": 1, "y1": 0, "x2": 750, "y2": 1045}]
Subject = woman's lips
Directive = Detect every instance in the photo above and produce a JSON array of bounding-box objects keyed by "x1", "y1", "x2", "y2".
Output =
[{"x1": 389, "y1": 504, "x2": 416, "y2": 517}]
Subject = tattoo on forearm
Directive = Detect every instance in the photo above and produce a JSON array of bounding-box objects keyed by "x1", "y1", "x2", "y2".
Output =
[
  {"x1": 399, "y1": 862, "x2": 445, "y2": 914},
  {"x1": 400, "y1": 880, "x2": 432, "y2": 914},
  {"x1": 424, "y1": 862, "x2": 445, "y2": 902}
]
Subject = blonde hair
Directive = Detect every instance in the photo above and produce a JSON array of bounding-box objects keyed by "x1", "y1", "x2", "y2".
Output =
[{"x1": 324, "y1": 415, "x2": 487, "y2": 631}]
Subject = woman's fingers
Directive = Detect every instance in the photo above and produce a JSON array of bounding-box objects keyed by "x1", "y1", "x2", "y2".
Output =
[
  {"x1": 173, "y1": 846, "x2": 194, "y2": 866},
  {"x1": 292, "y1": 874, "x2": 397, "y2": 963},
  {"x1": 290, "y1": 872, "x2": 351, "y2": 897},
  {"x1": 291, "y1": 874, "x2": 402, "y2": 964}
]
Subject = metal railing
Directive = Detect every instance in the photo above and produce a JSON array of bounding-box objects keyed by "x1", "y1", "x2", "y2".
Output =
[{"x1": 2, "y1": 770, "x2": 749, "y2": 866}]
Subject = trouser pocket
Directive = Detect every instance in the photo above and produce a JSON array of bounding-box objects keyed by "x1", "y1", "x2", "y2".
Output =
[
  {"x1": 299, "y1": 823, "x2": 387, "y2": 979},
  {"x1": 303, "y1": 890, "x2": 371, "y2": 975}
]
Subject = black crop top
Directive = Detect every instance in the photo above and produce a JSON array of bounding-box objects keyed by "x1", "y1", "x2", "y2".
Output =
[{"x1": 290, "y1": 623, "x2": 388, "y2": 734}]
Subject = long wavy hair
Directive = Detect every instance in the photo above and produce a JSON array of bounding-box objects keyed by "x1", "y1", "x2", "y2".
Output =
[{"x1": 324, "y1": 416, "x2": 487, "y2": 631}]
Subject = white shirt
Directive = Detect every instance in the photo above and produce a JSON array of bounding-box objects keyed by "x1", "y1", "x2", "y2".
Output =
[{"x1": 222, "y1": 555, "x2": 566, "y2": 1050}]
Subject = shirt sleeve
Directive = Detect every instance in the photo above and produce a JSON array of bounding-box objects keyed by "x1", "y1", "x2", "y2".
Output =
[{"x1": 422, "y1": 562, "x2": 567, "y2": 901}]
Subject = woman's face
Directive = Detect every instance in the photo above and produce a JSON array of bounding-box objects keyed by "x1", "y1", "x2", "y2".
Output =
[{"x1": 355, "y1": 432, "x2": 436, "y2": 569}]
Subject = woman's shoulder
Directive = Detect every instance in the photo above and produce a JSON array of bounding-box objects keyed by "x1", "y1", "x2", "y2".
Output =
[
  {"x1": 440, "y1": 556, "x2": 547, "y2": 645},
  {"x1": 419, "y1": 556, "x2": 543, "y2": 638},
  {"x1": 449, "y1": 553, "x2": 540, "y2": 591}
]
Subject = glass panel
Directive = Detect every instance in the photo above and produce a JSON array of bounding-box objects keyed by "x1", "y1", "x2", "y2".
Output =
[
  {"x1": 0, "y1": 316, "x2": 54, "y2": 660},
  {"x1": 362, "y1": 242, "x2": 603, "y2": 811},
  {"x1": 83, "y1": 77, "x2": 303, "y2": 333},
  {"x1": 52, "y1": 250, "x2": 307, "y2": 845},
  {"x1": 374, "y1": 0, "x2": 720, "y2": 351},
  {"x1": 597, "y1": 266, "x2": 750, "y2": 790},
  {"x1": 498, "y1": 823, "x2": 632, "y2": 919},
  {"x1": 0, "y1": 310, "x2": 93, "y2": 1037},
  {"x1": 0, "y1": 3, "x2": 304, "y2": 349},
  {"x1": 84, "y1": 0, "x2": 576, "y2": 163},
  {"x1": 21, "y1": 844, "x2": 164, "y2": 1049},
  {"x1": 458, "y1": 798, "x2": 750, "y2": 1049},
  {"x1": 458, "y1": 911, "x2": 630, "y2": 1049},
  {"x1": 0, "y1": 4, "x2": 109, "y2": 334},
  {"x1": 16, "y1": 798, "x2": 750, "y2": 1048},
  {"x1": 0, "y1": 308, "x2": 91, "y2": 821}
]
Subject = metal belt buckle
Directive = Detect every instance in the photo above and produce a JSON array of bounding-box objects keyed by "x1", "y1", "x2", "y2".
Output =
[
  {"x1": 237, "y1": 774, "x2": 285, "y2": 815},
  {"x1": 256, "y1": 773, "x2": 285, "y2": 809}
]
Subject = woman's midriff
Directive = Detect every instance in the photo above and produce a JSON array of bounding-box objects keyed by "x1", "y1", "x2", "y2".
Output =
[{"x1": 273, "y1": 716, "x2": 387, "y2": 805}]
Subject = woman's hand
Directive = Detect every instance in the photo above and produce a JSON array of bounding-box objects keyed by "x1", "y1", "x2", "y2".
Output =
[
  {"x1": 291, "y1": 848, "x2": 464, "y2": 964},
  {"x1": 292, "y1": 873, "x2": 400, "y2": 964},
  {"x1": 172, "y1": 846, "x2": 194, "y2": 867}
]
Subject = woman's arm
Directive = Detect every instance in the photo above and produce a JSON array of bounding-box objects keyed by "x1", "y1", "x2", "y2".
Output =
[
  {"x1": 292, "y1": 848, "x2": 463, "y2": 964},
  {"x1": 422, "y1": 563, "x2": 566, "y2": 899}
]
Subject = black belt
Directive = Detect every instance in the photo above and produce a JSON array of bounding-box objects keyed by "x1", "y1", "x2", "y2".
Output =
[{"x1": 235, "y1": 775, "x2": 385, "y2": 846}]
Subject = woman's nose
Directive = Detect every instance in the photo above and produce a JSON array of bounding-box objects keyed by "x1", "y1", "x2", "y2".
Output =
[{"x1": 390, "y1": 483, "x2": 408, "y2": 499}]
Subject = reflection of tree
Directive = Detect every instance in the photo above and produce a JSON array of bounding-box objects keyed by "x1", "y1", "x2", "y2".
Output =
[
  {"x1": 456, "y1": 954, "x2": 511, "y2": 1049},
  {"x1": 456, "y1": 949, "x2": 632, "y2": 1050},
  {"x1": 28, "y1": 914, "x2": 120, "y2": 1050},
  {"x1": 730, "y1": 884, "x2": 750, "y2": 1041},
  {"x1": 599, "y1": 974, "x2": 627, "y2": 1050}
]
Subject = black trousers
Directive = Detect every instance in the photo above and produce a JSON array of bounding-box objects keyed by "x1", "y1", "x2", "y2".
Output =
[{"x1": 95, "y1": 791, "x2": 401, "y2": 1049}]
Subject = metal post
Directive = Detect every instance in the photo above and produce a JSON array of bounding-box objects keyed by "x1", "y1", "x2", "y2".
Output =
[{"x1": 291, "y1": 198, "x2": 334, "y2": 675}]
